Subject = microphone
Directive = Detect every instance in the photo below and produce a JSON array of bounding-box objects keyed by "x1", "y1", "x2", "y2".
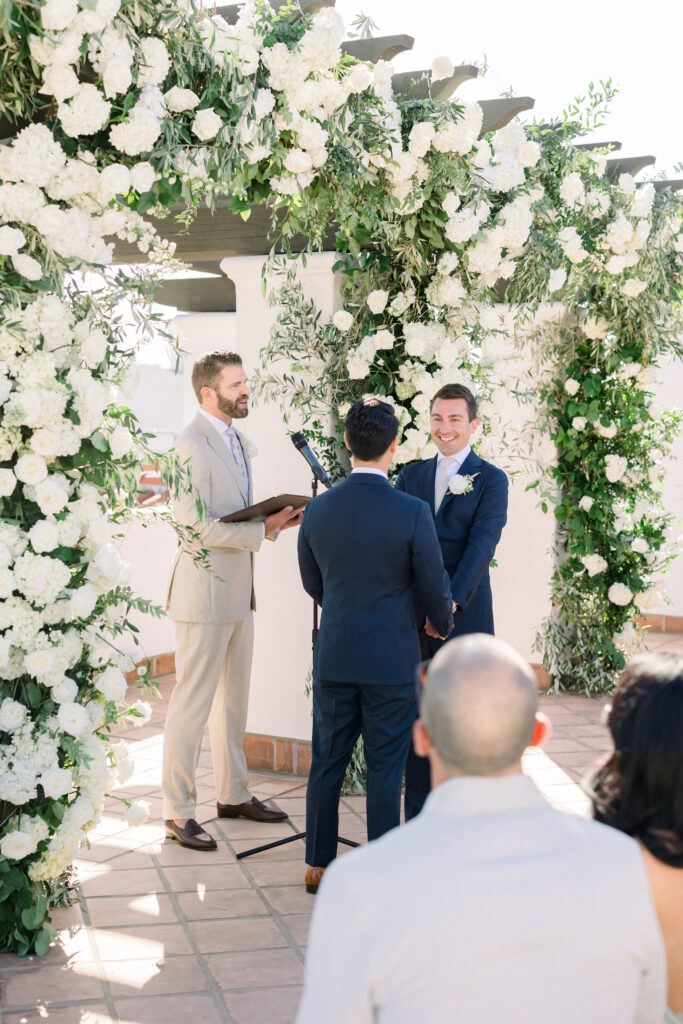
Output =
[{"x1": 290, "y1": 431, "x2": 332, "y2": 489}]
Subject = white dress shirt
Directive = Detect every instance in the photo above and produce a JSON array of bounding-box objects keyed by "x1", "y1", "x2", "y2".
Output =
[
  {"x1": 351, "y1": 467, "x2": 388, "y2": 478},
  {"x1": 434, "y1": 443, "x2": 471, "y2": 511},
  {"x1": 296, "y1": 774, "x2": 665, "y2": 1024}
]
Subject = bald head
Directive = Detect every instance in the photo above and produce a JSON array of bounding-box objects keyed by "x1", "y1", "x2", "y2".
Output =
[{"x1": 421, "y1": 634, "x2": 539, "y2": 777}]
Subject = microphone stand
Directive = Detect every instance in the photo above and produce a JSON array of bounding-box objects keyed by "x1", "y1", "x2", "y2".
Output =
[{"x1": 236, "y1": 468, "x2": 359, "y2": 863}]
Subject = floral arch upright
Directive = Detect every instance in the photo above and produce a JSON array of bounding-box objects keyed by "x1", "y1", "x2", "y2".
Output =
[{"x1": 0, "y1": 0, "x2": 680, "y2": 953}]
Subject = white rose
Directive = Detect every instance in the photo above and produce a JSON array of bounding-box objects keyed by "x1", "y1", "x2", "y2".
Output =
[
  {"x1": 572, "y1": 417, "x2": 587, "y2": 432},
  {"x1": 547, "y1": 268, "x2": 566, "y2": 293},
  {"x1": 253, "y1": 88, "x2": 275, "y2": 121},
  {"x1": 284, "y1": 148, "x2": 313, "y2": 175},
  {"x1": 109, "y1": 425, "x2": 134, "y2": 459},
  {"x1": 595, "y1": 419, "x2": 618, "y2": 439},
  {"x1": 35, "y1": 476, "x2": 70, "y2": 515},
  {"x1": 129, "y1": 161, "x2": 156, "y2": 193},
  {"x1": 347, "y1": 354, "x2": 370, "y2": 380},
  {"x1": 635, "y1": 588, "x2": 660, "y2": 610},
  {"x1": 408, "y1": 122, "x2": 435, "y2": 157},
  {"x1": 332, "y1": 310, "x2": 353, "y2": 332},
  {"x1": 94, "y1": 665, "x2": 127, "y2": 702},
  {"x1": 579, "y1": 496, "x2": 594, "y2": 512},
  {"x1": 28, "y1": 519, "x2": 60, "y2": 553},
  {"x1": 0, "y1": 226, "x2": 26, "y2": 257},
  {"x1": 41, "y1": 0, "x2": 78, "y2": 31},
  {"x1": 41, "y1": 63, "x2": 80, "y2": 103},
  {"x1": 126, "y1": 800, "x2": 150, "y2": 827},
  {"x1": 631, "y1": 538, "x2": 649, "y2": 554},
  {"x1": 70, "y1": 584, "x2": 98, "y2": 619},
  {"x1": 347, "y1": 64, "x2": 373, "y2": 94},
  {"x1": 518, "y1": 140, "x2": 541, "y2": 167},
  {"x1": 581, "y1": 553, "x2": 608, "y2": 576},
  {"x1": 12, "y1": 254, "x2": 43, "y2": 281},
  {"x1": 618, "y1": 172, "x2": 636, "y2": 195},
  {"x1": 582, "y1": 316, "x2": 609, "y2": 340},
  {"x1": 40, "y1": 766, "x2": 73, "y2": 799},
  {"x1": 367, "y1": 290, "x2": 389, "y2": 315},
  {"x1": 137, "y1": 37, "x2": 170, "y2": 88},
  {"x1": 608, "y1": 582, "x2": 633, "y2": 606},
  {"x1": 57, "y1": 701, "x2": 90, "y2": 737},
  {"x1": 622, "y1": 279, "x2": 647, "y2": 298},
  {"x1": 605, "y1": 454, "x2": 628, "y2": 483},
  {"x1": 51, "y1": 678, "x2": 78, "y2": 704},
  {"x1": 193, "y1": 108, "x2": 222, "y2": 141},
  {"x1": 0, "y1": 468, "x2": 16, "y2": 496},
  {"x1": 97, "y1": 163, "x2": 131, "y2": 201},
  {"x1": 80, "y1": 328, "x2": 108, "y2": 369},
  {"x1": 128, "y1": 700, "x2": 152, "y2": 726},
  {"x1": 430, "y1": 56, "x2": 455, "y2": 83},
  {"x1": 15, "y1": 453, "x2": 48, "y2": 485},
  {"x1": 373, "y1": 330, "x2": 394, "y2": 350},
  {"x1": 164, "y1": 86, "x2": 200, "y2": 112},
  {"x1": 564, "y1": 378, "x2": 580, "y2": 396},
  {"x1": 0, "y1": 831, "x2": 36, "y2": 860},
  {"x1": 0, "y1": 697, "x2": 26, "y2": 732}
]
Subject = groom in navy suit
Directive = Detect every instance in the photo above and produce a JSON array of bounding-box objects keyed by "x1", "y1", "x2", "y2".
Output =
[
  {"x1": 298, "y1": 399, "x2": 453, "y2": 893},
  {"x1": 395, "y1": 383, "x2": 508, "y2": 818}
]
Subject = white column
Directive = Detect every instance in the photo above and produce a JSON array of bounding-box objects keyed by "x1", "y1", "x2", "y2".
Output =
[
  {"x1": 170, "y1": 312, "x2": 238, "y2": 425},
  {"x1": 220, "y1": 253, "x2": 341, "y2": 741}
]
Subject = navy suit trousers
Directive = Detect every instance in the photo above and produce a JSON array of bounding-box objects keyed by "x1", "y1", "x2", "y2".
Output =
[{"x1": 306, "y1": 679, "x2": 416, "y2": 867}]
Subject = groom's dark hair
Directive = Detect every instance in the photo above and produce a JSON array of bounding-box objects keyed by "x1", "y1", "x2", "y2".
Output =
[
  {"x1": 430, "y1": 383, "x2": 478, "y2": 420},
  {"x1": 345, "y1": 399, "x2": 398, "y2": 461}
]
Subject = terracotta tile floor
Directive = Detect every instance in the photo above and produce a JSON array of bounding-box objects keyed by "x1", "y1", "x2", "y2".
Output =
[{"x1": 1, "y1": 634, "x2": 679, "y2": 1023}]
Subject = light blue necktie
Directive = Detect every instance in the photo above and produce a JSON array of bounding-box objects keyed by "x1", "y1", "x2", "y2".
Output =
[{"x1": 225, "y1": 426, "x2": 249, "y2": 496}]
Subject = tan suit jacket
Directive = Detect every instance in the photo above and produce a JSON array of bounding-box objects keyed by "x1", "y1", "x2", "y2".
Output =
[{"x1": 166, "y1": 412, "x2": 263, "y2": 624}]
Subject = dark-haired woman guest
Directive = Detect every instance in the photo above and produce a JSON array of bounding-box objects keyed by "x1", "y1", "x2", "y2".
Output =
[{"x1": 590, "y1": 651, "x2": 683, "y2": 1023}]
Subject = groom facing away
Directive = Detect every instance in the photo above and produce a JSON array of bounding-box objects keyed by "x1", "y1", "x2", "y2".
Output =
[
  {"x1": 297, "y1": 398, "x2": 453, "y2": 893},
  {"x1": 395, "y1": 382, "x2": 508, "y2": 818}
]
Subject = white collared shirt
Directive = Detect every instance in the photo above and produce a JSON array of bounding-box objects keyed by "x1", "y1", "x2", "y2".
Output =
[
  {"x1": 434, "y1": 444, "x2": 471, "y2": 507},
  {"x1": 198, "y1": 407, "x2": 234, "y2": 454},
  {"x1": 297, "y1": 772, "x2": 665, "y2": 1024},
  {"x1": 351, "y1": 468, "x2": 388, "y2": 479}
]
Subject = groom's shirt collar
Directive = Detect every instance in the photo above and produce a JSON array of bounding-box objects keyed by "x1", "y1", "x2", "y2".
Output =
[{"x1": 436, "y1": 444, "x2": 471, "y2": 470}]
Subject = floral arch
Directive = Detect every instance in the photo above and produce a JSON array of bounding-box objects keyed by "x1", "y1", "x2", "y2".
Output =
[{"x1": 0, "y1": 0, "x2": 680, "y2": 952}]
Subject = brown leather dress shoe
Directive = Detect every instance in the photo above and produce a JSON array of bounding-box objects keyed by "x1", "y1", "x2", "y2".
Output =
[
  {"x1": 305, "y1": 865, "x2": 325, "y2": 894},
  {"x1": 216, "y1": 797, "x2": 288, "y2": 822},
  {"x1": 165, "y1": 818, "x2": 217, "y2": 850}
]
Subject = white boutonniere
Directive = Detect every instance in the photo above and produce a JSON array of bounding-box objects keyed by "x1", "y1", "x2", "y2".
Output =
[
  {"x1": 243, "y1": 437, "x2": 257, "y2": 459},
  {"x1": 448, "y1": 472, "x2": 480, "y2": 496}
]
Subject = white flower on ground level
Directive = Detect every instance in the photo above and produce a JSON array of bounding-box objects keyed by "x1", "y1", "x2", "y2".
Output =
[
  {"x1": 579, "y1": 496, "x2": 594, "y2": 512},
  {"x1": 605, "y1": 454, "x2": 628, "y2": 483},
  {"x1": 366, "y1": 290, "x2": 389, "y2": 315},
  {"x1": 564, "y1": 378, "x2": 580, "y2": 396},
  {"x1": 581, "y1": 553, "x2": 608, "y2": 576},
  {"x1": 332, "y1": 310, "x2": 353, "y2": 332},
  {"x1": 431, "y1": 56, "x2": 455, "y2": 82},
  {"x1": 193, "y1": 109, "x2": 222, "y2": 141},
  {"x1": 608, "y1": 582, "x2": 633, "y2": 606},
  {"x1": 126, "y1": 801, "x2": 151, "y2": 827}
]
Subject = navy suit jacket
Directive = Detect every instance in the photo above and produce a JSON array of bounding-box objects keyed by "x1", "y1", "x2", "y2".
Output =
[
  {"x1": 297, "y1": 472, "x2": 453, "y2": 685},
  {"x1": 395, "y1": 449, "x2": 508, "y2": 637}
]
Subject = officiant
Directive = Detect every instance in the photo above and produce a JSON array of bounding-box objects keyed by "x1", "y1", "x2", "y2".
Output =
[{"x1": 162, "y1": 350, "x2": 304, "y2": 851}]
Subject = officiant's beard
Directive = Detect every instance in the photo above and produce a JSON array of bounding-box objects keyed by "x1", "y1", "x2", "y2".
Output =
[{"x1": 217, "y1": 394, "x2": 249, "y2": 420}]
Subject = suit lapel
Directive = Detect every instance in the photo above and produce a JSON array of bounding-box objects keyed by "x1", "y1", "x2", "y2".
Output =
[
  {"x1": 420, "y1": 457, "x2": 439, "y2": 516},
  {"x1": 195, "y1": 414, "x2": 248, "y2": 503},
  {"x1": 437, "y1": 450, "x2": 483, "y2": 514}
]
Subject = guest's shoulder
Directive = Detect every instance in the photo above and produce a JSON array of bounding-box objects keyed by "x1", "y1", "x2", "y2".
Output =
[{"x1": 394, "y1": 457, "x2": 432, "y2": 487}]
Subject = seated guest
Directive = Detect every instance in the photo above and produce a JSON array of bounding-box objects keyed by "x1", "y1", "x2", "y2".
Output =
[
  {"x1": 590, "y1": 651, "x2": 683, "y2": 1023},
  {"x1": 296, "y1": 634, "x2": 665, "y2": 1024}
]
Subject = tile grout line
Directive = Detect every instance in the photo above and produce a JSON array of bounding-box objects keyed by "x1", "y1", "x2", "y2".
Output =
[
  {"x1": 152, "y1": 849, "x2": 238, "y2": 1024},
  {"x1": 75, "y1": 883, "x2": 124, "y2": 1022}
]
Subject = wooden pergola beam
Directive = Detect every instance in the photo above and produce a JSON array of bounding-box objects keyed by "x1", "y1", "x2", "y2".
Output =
[
  {"x1": 391, "y1": 65, "x2": 478, "y2": 100},
  {"x1": 342, "y1": 35, "x2": 414, "y2": 63},
  {"x1": 479, "y1": 97, "x2": 535, "y2": 134},
  {"x1": 606, "y1": 155, "x2": 656, "y2": 179}
]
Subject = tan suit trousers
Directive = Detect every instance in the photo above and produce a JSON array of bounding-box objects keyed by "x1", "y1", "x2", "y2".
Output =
[{"x1": 162, "y1": 614, "x2": 254, "y2": 819}]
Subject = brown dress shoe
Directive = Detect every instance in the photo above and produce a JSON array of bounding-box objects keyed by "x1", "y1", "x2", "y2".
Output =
[
  {"x1": 305, "y1": 865, "x2": 325, "y2": 894},
  {"x1": 165, "y1": 818, "x2": 217, "y2": 851},
  {"x1": 216, "y1": 797, "x2": 288, "y2": 822}
]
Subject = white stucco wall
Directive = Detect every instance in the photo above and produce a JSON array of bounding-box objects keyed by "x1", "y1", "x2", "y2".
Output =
[{"x1": 124, "y1": 263, "x2": 683, "y2": 741}]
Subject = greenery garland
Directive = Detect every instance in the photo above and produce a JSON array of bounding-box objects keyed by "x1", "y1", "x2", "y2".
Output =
[{"x1": 0, "y1": 0, "x2": 680, "y2": 953}]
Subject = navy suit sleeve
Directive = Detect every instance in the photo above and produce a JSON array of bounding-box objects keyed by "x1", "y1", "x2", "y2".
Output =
[
  {"x1": 411, "y1": 501, "x2": 453, "y2": 639},
  {"x1": 297, "y1": 511, "x2": 324, "y2": 606},
  {"x1": 451, "y1": 469, "x2": 508, "y2": 610}
]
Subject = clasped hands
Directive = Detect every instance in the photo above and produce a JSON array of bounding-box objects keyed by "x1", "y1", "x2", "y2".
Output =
[
  {"x1": 424, "y1": 600, "x2": 458, "y2": 640},
  {"x1": 265, "y1": 504, "x2": 306, "y2": 541}
]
